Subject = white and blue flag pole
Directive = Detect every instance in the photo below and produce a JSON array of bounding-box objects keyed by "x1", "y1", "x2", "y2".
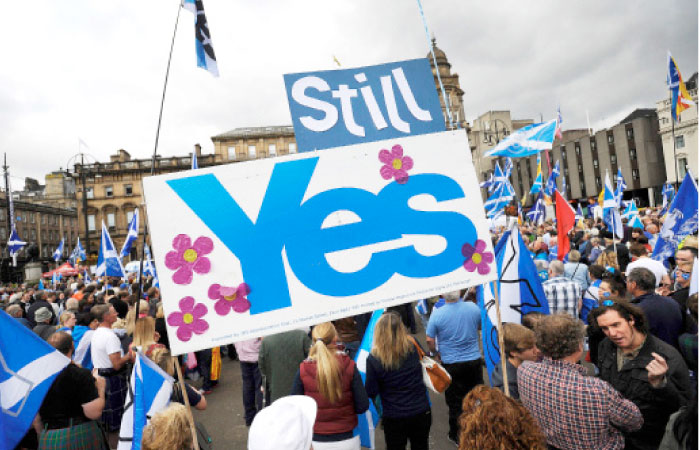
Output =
[
  {"x1": 353, "y1": 309, "x2": 384, "y2": 449},
  {"x1": 0, "y1": 310, "x2": 70, "y2": 449},
  {"x1": 118, "y1": 352, "x2": 174, "y2": 450},
  {"x1": 120, "y1": 209, "x2": 140, "y2": 260}
]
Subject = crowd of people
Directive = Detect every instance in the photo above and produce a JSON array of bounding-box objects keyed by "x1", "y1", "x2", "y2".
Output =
[{"x1": 3, "y1": 204, "x2": 698, "y2": 450}]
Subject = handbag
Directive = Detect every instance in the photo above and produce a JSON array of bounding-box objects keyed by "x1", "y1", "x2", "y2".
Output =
[{"x1": 409, "y1": 337, "x2": 451, "y2": 394}]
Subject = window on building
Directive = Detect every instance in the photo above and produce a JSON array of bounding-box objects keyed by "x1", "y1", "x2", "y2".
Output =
[
  {"x1": 227, "y1": 146, "x2": 237, "y2": 160},
  {"x1": 31, "y1": 229, "x2": 36, "y2": 240},
  {"x1": 564, "y1": 168, "x2": 569, "y2": 176},
  {"x1": 607, "y1": 134, "x2": 614, "y2": 144},
  {"x1": 675, "y1": 135, "x2": 685, "y2": 148},
  {"x1": 125, "y1": 184, "x2": 133, "y2": 196},
  {"x1": 289, "y1": 143, "x2": 297, "y2": 154},
  {"x1": 590, "y1": 140, "x2": 596, "y2": 151},
  {"x1": 610, "y1": 155, "x2": 617, "y2": 165},
  {"x1": 0, "y1": 210, "x2": 4, "y2": 222},
  {"x1": 575, "y1": 144, "x2": 581, "y2": 155},
  {"x1": 678, "y1": 157, "x2": 688, "y2": 179},
  {"x1": 596, "y1": 177, "x2": 602, "y2": 189},
  {"x1": 269, "y1": 144, "x2": 277, "y2": 156},
  {"x1": 593, "y1": 160, "x2": 599, "y2": 169},
  {"x1": 629, "y1": 148, "x2": 637, "y2": 160},
  {"x1": 632, "y1": 169, "x2": 640, "y2": 180},
  {"x1": 86, "y1": 187, "x2": 94, "y2": 199},
  {"x1": 248, "y1": 145, "x2": 256, "y2": 158},
  {"x1": 580, "y1": 183, "x2": 586, "y2": 195},
  {"x1": 160, "y1": 159, "x2": 171, "y2": 167},
  {"x1": 87, "y1": 215, "x2": 96, "y2": 231},
  {"x1": 107, "y1": 212, "x2": 116, "y2": 228},
  {"x1": 0, "y1": 228, "x2": 5, "y2": 239},
  {"x1": 105, "y1": 186, "x2": 113, "y2": 197},
  {"x1": 626, "y1": 128, "x2": 634, "y2": 140},
  {"x1": 29, "y1": 213, "x2": 34, "y2": 224},
  {"x1": 561, "y1": 149, "x2": 567, "y2": 160},
  {"x1": 127, "y1": 210, "x2": 134, "y2": 224}
]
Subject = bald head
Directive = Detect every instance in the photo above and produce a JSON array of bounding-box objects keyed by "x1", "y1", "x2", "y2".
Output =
[
  {"x1": 48, "y1": 331, "x2": 73, "y2": 357},
  {"x1": 549, "y1": 260, "x2": 565, "y2": 276}
]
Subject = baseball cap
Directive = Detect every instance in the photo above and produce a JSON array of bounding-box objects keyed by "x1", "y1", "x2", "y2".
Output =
[{"x1": 248, "y1": 395, "x2": 317, "y2": 450}]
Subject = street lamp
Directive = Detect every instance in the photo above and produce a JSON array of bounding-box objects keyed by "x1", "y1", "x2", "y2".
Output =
[
  {"x1": 66, "y1": 152, "x2": 98, "y2": 257},
  {"x1": 482, "y1": 118, "x2": 510, "y2": 145}
]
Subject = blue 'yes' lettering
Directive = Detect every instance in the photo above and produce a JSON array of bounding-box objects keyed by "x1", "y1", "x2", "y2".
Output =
[{"x1": 167, "y1": 157, "x2": 475, "y2": 315}]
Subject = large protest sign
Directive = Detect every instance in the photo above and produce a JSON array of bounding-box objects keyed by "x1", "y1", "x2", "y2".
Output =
[
  {"x1": 143, "y1": 130, "x2": 495, "y2": 354},
  {"x1": 284, "y1": 58, "x2": 446, "y2": 152}
]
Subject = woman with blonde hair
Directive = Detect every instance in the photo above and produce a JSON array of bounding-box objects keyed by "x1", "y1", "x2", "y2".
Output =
[
  {"x1": 291, "y1": 322, "x2": 369, "y2": 450},
  {"x1": 365, "y1": 312, "x2": 431, "y2": 450},
  {"x1": 459, "y1": 385, "x2": 546, "y2": 450},
  {"x1": 141, "y1": 403, "x2": 192, "y2": 450},
  {"x1": 128, "y1": 316, "x2": 163, "y2": 358}
]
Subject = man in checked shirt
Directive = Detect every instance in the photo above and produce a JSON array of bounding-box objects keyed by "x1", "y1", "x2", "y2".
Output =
[{"x1": 518, "y1": 313, "x2": 643, "y2": 450}]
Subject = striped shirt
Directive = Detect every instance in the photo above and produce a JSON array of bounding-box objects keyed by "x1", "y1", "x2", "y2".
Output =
[
  {"x1": 542, "y1": 276, "x2": 582, "y2": 318},
  {"x1": 518, "y1": 358, "x2": 643, "y2": 450}
]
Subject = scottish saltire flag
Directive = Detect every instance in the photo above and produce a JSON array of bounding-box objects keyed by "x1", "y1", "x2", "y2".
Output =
[
  {"x1": 0, "y1": 310, "x2": 70, "y2": 450},
  {"x1": 415, "y1": 299, "x2": 428, "y2": 315},
  {"x1": 503, "y1": 157, "x2": 513, "y2": 179},
  {"x1": 489, "y1": 163, "x2": 503, "y2": 193},
  {"x1": 52, "y1": 238, "x2": 64, "y2": 262},
  {"x1": 476, "y1": 226, "x2": 549, "y2": 382},
  {"x1": 70, "y1": 237, "x2": 87, "y2": 265},
  {"x1": 667, "y1": 51, "x2": 694, "y2": 122},
  {"x1": 555, "y1": 106, "x2": 563, "y2": 140},
  {"x1": 491, "y1": 162, "x2": 515, "y2": 197},
  {"x1": 183, "y1": 0, "x2": 219, "y2": 77},
  {"x1": 480, "y1": 172, "x2": 494, "y2": 190},
  {"x1": 120, "y1": 209, "x2": 139, "y2": 260},
  {"x1": 353, "y1": 309, "x2": 383, "y2": 449},
  {"x1": 603, "y1": 173, "x2": 623, "y2": 239},
  {"x1": 96, "y1": 221, "x2": 126, "y2": 278},
  {"x1": 653, "y1": 171, "x2": 699, "y2": 262},
  {"x1": 485, "y1": 181, "x2": 512, "y2": 219},
  {"x1": 8, "y1": 228, "x2": 26, "y2": 257},
  {"x1": 73, "y1": 329, "x2": 94, "y2": 370},
  {"x1": 143, "y1": 244, "x2": 160, "y2": 288},
  {"x1": 51, "y1": 271, "x2": 62, "y2": 287},
  {"x1": 526, "y1": 191, "x2": 546, "y2": 225},
  {"x1": 191, "y1": 151, "x2": 199, "y2": 170},
  {"x1": 84, "y1": 270, "x2": 92, "y2": 283},
  {"x1": 615, "y1": 168, "x2": 627, "y2": 206},
  {"x1": 529, "y1": 154, "x2": 543, "y2": 195},
  {"x1": 622, "y1": 201, "x2": 644, "y2": 229},
  {"x1": 660, "y1": 182, "x2": 676, "y2": 216},
  {"x1": 485, "y1": 119, "x2": 557, "y2": 158},
  {"x1": 118, "y1": 352, "x2": 174, "y2": 450},
  {"x1": 545, "y1": 160, "x2": 560, "y2": 196}
]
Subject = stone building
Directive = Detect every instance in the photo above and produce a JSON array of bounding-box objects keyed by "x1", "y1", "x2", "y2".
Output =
[
  {"x1": 656, "y1": 73, "x2": 698, "y2": 185},
  {"x1": 427, "y1": 38, "x2": 467, "y2": 130}
]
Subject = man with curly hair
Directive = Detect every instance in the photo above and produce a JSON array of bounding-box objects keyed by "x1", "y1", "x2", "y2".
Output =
[{"x1": 518, "y1": 313, "x2": 643, "y2": 450}]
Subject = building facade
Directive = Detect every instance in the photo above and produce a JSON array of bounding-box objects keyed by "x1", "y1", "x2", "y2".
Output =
[{"x1": 656, "y1": 73, "x2": 698, "y2": 185}]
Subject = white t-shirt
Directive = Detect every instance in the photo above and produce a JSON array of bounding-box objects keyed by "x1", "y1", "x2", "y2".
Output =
[
  {"x1": 91, "y1": 326, "x2": 123, "y2": 369},
  {"x1": 625, "y1": 257, "x2": 668, "y2": 287}
]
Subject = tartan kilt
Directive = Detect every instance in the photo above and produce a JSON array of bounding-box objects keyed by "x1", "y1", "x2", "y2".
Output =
[
  {"x1": 101, "y1": 371, "x2": 128, "y2": 432},
  {"x1": 38, "y1": 421, "x2": 108, "y2": 450}
]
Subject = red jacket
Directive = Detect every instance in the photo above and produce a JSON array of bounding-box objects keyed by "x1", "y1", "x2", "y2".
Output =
[{"x1": 299, "y1": 353, "x2": 357, "y2": 435}]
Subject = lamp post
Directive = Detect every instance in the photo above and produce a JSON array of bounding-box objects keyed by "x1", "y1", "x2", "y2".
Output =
[
  {"x1": 66, "y1": 152, "x2": 98, "y2": 257},
  {"x1": 482, "y1": 118, "x2": 510, "y2": 146}
]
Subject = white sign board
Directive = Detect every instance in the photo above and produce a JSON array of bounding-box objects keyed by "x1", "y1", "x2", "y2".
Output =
[{"x1": 143, "y1": 130, "x2": 496, "y2": 354}]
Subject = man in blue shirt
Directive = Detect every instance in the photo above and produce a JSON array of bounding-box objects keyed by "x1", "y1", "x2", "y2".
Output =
[{"x1": 426, "y1": 290, "x2": 482, "y2": 445}]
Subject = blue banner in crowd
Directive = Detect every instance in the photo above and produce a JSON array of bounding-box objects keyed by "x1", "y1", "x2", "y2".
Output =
[
  {"x1": 284, "y1": 58, "x2": 445, "y2": 151},
  {"x1": 653, "y1": 171, "x2": 698, "y2": 262},
  {"x1": 354, "y1": 309, "x2": 384, "y2": 449}
]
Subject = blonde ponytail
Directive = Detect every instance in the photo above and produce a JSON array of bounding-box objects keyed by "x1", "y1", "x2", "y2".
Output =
[{"x1": 309, "y1": 322, "x2": 342, "y2": 404}]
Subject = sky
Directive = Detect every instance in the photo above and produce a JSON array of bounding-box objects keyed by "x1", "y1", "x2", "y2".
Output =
[{"x1": 1, "y1": 0, "x2": 697, "y2": 189}]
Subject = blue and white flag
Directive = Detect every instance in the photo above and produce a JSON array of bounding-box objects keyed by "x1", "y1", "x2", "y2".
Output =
[
  {"x1": 652, "y1": 171, "x2": 699, "y2": 262},
  {"x1": 52, "y1": 238, "x2": 64, "y2": 262},
  {"x1": 603, "y1": 172, "x2": 623, "y2": 239},
  {"x1": 660, "y1": 182, "x2": 676, "y2": 216},
  {"x1": 575, "y1": 203, "x2": 584, "y2": 222},
  {"x1": 191, "y1": 151, "x2": 199, "y2": 170},
  {"x1": 0, "y1": 310, "x2": 70, "y2": 450},
  {"x1": 529, "y1": 154, "x2": 543, "y2": 195},
  {"x1": 545, "y1": 161, "x2": 560, "y2": 196},
  {"x1": 183, "y1": 0, "x2": 219, "y2": 77},
  {"x1": 118, "y1": 352, "x2": 174, "y2": 450},
  {"x1": 51, "y1": 271, "x2": 62, "y2": 287},
  {"x1": 73, "y1": 329, "x2": 94, "y2": 370},
  {"x1": 96, "y1": 221, "x2": 126, "y2": 278},
  {"x1": 484, "y1": 181, "x2": 512, "y2": 219},
  {"x1": 143, "y1": 244, "x2": 160, "y2": 288},
  {"x1": 38, "y1": 279, "x2": 45, "y2": 290},
  {"x1": 485, "y1": 120, "x2": 557, "y2": 158},
  {"x1": 120, "y1": 209, "x2": 140, "y2": 260},
  {"x1": 70, "y1": 237, "x2": 87, "y2": 265},
  {"x1": 615, "y1": 167, "x2": 627, "y2": 206},
  {"x1": 622, "y1": 200, "x2": 644, "y2": 229},
  {"x1": 476, "y1": 226, "x2": 549, "y2": 382},
  {"x1": 83, "y1": 269, "x2": 92, "y2": 283},
  {"x1": 526, "y1": 191, "x2": 546, "y2": 225},
  {"x1": 8, "y1": 228, "x2": 26, "y2": 258},
  {"x1": 353, "y1": 309, "x2": 383, "y2": 449},
  {"x1": 480, "y1": 172, "x2": 494, "y2": 191}
]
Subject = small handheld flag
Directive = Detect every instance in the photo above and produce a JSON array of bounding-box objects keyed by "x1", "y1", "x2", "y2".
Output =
[
  {"x1": 120, "y1": 209, "x2": 140, "y2": 260},
  {"x1": 8, "y1": 228, "x2": 26, "y2": 258},
  {"x1": 184, "y1": 0, "x2": 219, "y2": 77},
  {"x1": 52, "y1": 238, "x2": 64, "y2": 262}
]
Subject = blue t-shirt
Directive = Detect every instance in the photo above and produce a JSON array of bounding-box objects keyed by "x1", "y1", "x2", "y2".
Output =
[{"x1": 426, "y1": 301, "x2": 481, "y2": 363}]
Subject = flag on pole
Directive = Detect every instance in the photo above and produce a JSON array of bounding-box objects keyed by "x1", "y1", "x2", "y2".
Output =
[
  {"x1": 484, "y1": 120, "x2": 557, "y2": 158},
  {"x1": 480, "y1": 172, "x2": 494, "y2": 190},
  {"x1": 484, "y1": 181, "x2": 512, "y2": 219},
  {"x1": 529, "y1": 154, "x2": 543, "y2": 195},
  {"x1": 120, "y1": 209, "x2": 140, "y2": 260},
  {"x1": 555, "y1": 106, "x2": 563, "y2": 140},
  {"x1": 652, "y1": 171, "x2": 699, "y2": 262},
  {"x1": 51, "y1": 271, "x2": 61, "y2": 288},
  {"x1": 70, "y1": 237, "x2": 87, "y2": 265},
  {"x1": 621, "y1": 200, "x2": 644, "y2": 229},
  {"x1": 555, "y1": 190, "x2": 576, "y2": 261},
  {"x1": 526, "y1": 191, "x2": 546, "y2": 225},
  {"x1": 0, "y1": 310, "x2": 70, "y2": 450},
  {"x1": 545, "y1": 161, "x2": 560, "y2": 196},
  {"x1": 84, "y1": 269, "x2": 92, "y2": 283},
  {"x1": 476, "y1": 227, "x2": 549, "y2": 382},
  {"x1": 615, "y1": 167, "x2": 627, "y2": 206},
  {"x1": 143, "y1": 244, "x2": 160, "y2": 288},
  {"x1": 96, "y1": 221, "x2": 126, "y2": 278},
  {"x1": 191, "y1": 151, "x2": 199, "y2": 170},
  {"x1": 575, "y1": 203, "x2": 585, "y2": 228},
  {"x1": 667, "y1": 51, "x2": 694, "y2": 122},
  {"x1": 73, "y1": 328, "x2": 94, "y2": 370},
  {"x1": 660, "y1": 182, "x2": 675, "y2": 216},
  {"x1": 52, "y1": 238, "x2": 64, "y2": 262},
  {"x1": 183, "y1": 0, "x2": 219, "y2": 77},
  {"x1": 8, "y1": 228, "x2": 26, "y2": 258},
  {"x1": 603, "y1": 173, "x2": 623, "y2": 240},
  {"x1": 118, "y1": 352, "x2": 174, "y2": 450},
  {"x1": 353, "y1": 309, "x2": 383, "y2": 449}
]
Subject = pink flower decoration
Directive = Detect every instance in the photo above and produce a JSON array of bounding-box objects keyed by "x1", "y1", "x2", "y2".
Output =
[
  {"x1": 167, "y1": 296, "x2": 209, "y2": 342},
  {"x1": 208, "y1": 283, "x2": 251, "y2": 315},
  {"x1": 379, "y1": 144, "x2": 413, "y2": 184},
  {"x1": 462, "y1": 239, "x2": 494, "y2": 275},
  {"x1": 164, "y1": 234, "x2": 214, "y2": 285}
]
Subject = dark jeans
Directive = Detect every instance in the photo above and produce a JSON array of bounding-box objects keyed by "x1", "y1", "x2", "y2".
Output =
[
  {"x1": 196, "y1": 348, "x2": 213, "y2": 390},
  {"x1": 240, "y1": 361, "x2": 263, "y2": 426},
  {"x1": 382, "y1": 410, "x2": 431, "y2": 450},
  {"x1": 443, "y1": 359, "x2": 483, "y2": 440}
]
